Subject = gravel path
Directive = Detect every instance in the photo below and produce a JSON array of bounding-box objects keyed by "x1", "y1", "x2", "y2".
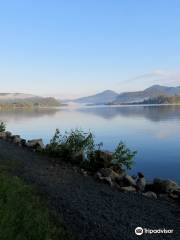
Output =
[{"x1": 0, "y1": 140, "x2": 179, "y2": 240}]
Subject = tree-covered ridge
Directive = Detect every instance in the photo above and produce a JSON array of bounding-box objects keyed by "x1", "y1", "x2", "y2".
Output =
[
  {"x1": 140, "y1": 95, "x2": 180, "y2": 104},
  {"x1": 0, "y1": 97, "x2": 61, "y2": 108}
]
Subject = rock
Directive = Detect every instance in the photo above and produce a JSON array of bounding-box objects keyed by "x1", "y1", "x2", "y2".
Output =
[
  {"x1": 172, "y1": 189, "x2": 180, "y2": 197},
  {"x1": 5, "y1": 131, "x2": 12, "y2": 138},
  {"x1": 26, "y1": 139, "x2": 45, "y2": 149},
  {"x1": 158, "y1": 192, "x2": 179, "y2": 201},
  {"x1": 131, "y1": 175, "x2": 137, "y2": 180},
  {"x1": 11, "y1": 135, "x2": 21, "y2": 144},
  {"x1": 123, "y1": 174, "x2": 136, "y2": 187},
  {"x1": 172, "y1": 189, "x2": 180, "y2": 201},
  {"x1": 20, "y1": 139, "x2": 26, "y2": 147},
  {"x1": 152, "y1": 178, "x2": 179, "y2": 193},
  {"x1": 99, "y1": 168, "x2": 116, "y2": 179},
  {"x1": 80, "y1": 169, "x2": 88, "y2": 177},
  {"x1": 96, "y1": 171, "x2": 102, "y2": 179},
  {"x1": 136, "y1": 172, "x2": 146, "y2": 192},
  {"x1": 71, "y1": 151, "x2": 85, "y2": 164},
  {"x1": 97, "y1": 151, "x2": 113, "y2": 161},
  {"x1": 119, "y1": 186, "x2": 136, "y2": 192},
  {"x1": 168, "y1": 193, "x2": 179, "y2": 200},
  {"x1": 143, "y1": 191, "x2": 157, "y2": 199},
  {"x1": 99, "y1": 168, "x2": 125, "y2": 182},
  {"x1": 0, "y1": 132, "x2": 7, "y2": 139},
  {"x1": 94, "y1": 150, "x2": 113, "y2": 169},
  {"x1": 97, "y1": 175, "x2": 114, "y2": 187}
]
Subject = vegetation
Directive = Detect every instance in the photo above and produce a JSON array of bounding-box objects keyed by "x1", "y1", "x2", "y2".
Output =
[
  {"x1": 46, "y1": 129, "x2": 94, "y2": 162},
  {"x1": 0, "y1": 171, "x2": 73, "y2": 240},
  {"x1": 46, "y1": 128, "x2": 137, "y2": 172},
  {"x1": 112, "y1": 142, "x2": 137, "y2": 170},
  {"x1": 0, "y1": 122, "x2": 6, "y2": 132},
  {"x1": 132, "y1": 95, "x2": 180, "y2": 105},
  {"x1": 0, "y1": 97, "x2": 60, "y2": 109}
]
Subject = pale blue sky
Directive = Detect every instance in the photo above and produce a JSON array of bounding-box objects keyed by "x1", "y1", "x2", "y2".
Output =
[{"x1": 0, "y1": 0, "x2": 180, "y2": 98}]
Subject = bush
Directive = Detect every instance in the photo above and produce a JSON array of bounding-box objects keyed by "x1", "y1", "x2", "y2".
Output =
[
  {"x1": 82, "y1": 142, "x2": 136, "y2": 172},
  {"x1": 111, "y1": 142, "x2": 137, "y2": 170},
  {"x1": 46, "y1": 128, "x2": 95, "y2": 163},
  {"x1": 0, "y1": 122, "x2": 6, "y2": 132},
  {"x1": 46, "y1": 128, "x2": 137, "y2": 172}
]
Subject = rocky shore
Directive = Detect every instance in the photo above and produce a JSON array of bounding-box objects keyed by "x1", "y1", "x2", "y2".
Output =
[
  {"x1": 0, "y1": 131, "x2": 180, "y2": 239},
  {"x1": 0, "y1": 130, "x2": 180, "y2": 203}
]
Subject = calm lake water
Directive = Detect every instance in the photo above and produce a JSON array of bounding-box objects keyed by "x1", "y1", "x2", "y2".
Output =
[{"x1": 0, "y1": 105, "x2": 180, "y2": 183}]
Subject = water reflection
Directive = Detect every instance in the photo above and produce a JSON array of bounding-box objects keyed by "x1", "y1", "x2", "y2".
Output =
[
  {"x1": 1, "y1": 105, "x2": 180, "y2": 123},
  {"x1": 0, "y1": 108, "x2": 60, "y2": 122},
  {"x1": 78, "y1": 105, "x2": 180, "y2": 122}
]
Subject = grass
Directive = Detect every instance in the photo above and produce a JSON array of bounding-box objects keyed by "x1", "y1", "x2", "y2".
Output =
[{"x1": 0, "y1": 171, "x2": 74, "y2": 240}]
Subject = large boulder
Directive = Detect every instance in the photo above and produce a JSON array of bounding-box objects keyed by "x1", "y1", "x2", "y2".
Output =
[
  {"x1": 150, "y1": 178, "x2": 179, "y2": 193},
  {"x1": 26, "y1": 139, "x2": 45, "y2": 150}
]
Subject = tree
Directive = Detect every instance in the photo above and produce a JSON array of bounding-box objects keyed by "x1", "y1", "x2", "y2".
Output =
[{"x1": 0, "y1": 122, "x2": 6, "y2": 132}]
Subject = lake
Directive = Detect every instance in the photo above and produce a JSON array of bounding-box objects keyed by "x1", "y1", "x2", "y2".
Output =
[{"x1": 0, "y1": 105, "x2": 180, "y2": 183}]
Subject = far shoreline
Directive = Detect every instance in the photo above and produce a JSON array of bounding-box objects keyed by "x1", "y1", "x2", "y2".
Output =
[
  {"x1": 0, "y1": 104, "x2": 67, "y2": 110},
  {"x1": 84, "y1": 103, "x2": 180, "y2": 107}
]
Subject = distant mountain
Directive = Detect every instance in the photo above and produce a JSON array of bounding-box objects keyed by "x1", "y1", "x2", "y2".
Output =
[
  {"x1": 73, "y1": 90, "x2": 119, "y2": 104},
  {"x1": 112, "y1": 85, "x2": 180, "y2": 104},
  {"x1": 0, "y1": 93, "x2": 61, "y2": 108}
]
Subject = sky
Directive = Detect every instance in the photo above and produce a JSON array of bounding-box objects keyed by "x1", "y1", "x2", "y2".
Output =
[{"x1": 0, "y1": 0, "x2": 180, "y2": 98}]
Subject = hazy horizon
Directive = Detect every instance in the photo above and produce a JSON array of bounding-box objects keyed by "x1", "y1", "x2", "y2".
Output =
[
  {"x1": 1, "y1": 83, "x2": 180, "y2": 100},
  {"x1": 1, "y1": 1, "x2": 180, "y2": 98}
]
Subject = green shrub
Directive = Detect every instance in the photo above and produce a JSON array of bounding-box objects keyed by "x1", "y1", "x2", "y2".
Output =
[
  {"x1": 46, "y1": 128, "x2": 95, "y2": 163},
  {"x1": 111, "y1": 142, "x2": 137, "y2": 170},
  {"x1": 0, "y1": 122, "x2": 6, "y2": 132},
  {"x1": 82, "y1": 142, "x2": 136, "y2": 172},
  {"x1": 46, "y1": 129, "x2": 137, "y2": 172}
]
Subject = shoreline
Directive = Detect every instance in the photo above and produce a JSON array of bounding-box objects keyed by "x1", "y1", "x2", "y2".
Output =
[
  {"x1": 0, "y1": 105, "x2": 67, "y2": 110},
  {"x1": 0, "y1": 130, "x2": 180, "y2": 197}
]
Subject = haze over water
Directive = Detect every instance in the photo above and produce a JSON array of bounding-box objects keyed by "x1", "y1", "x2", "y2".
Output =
[{"x1": 1, "y1": 105, "x2": 180, "y2": 183}]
